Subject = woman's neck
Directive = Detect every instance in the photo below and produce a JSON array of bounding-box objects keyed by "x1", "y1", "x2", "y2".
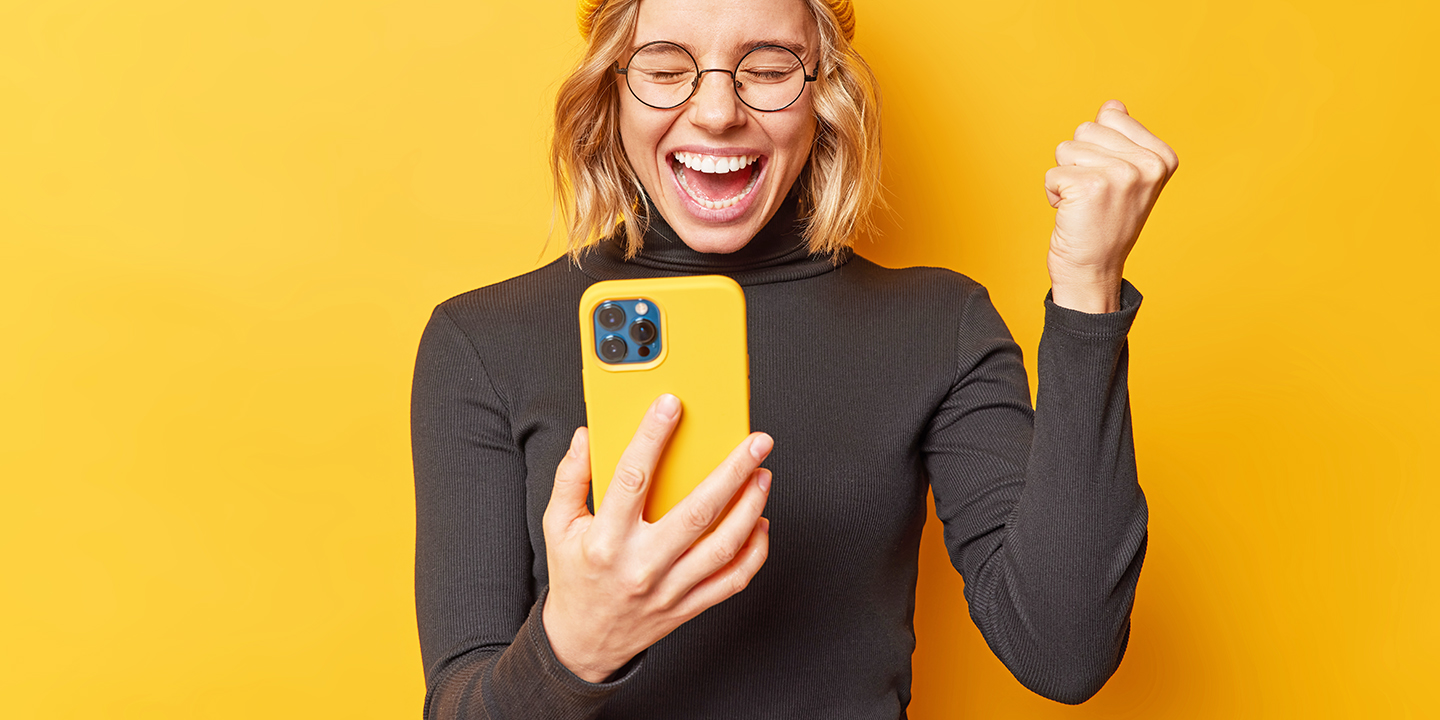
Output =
[{"x1": 575, "y1": 186, "x2": 850, "y2": 287}]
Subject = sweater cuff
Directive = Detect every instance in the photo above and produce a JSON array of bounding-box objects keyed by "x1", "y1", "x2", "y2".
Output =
[
  {"x1": 488, "y1": 586, "x2": 644, "y2": 719},
  {"x1": 1042, "y1": 279, "x2": 1143, "y2": 339}
]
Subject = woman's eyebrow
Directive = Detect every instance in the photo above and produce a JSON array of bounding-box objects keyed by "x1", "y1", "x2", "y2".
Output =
[
  {"x1": 626, "y1": 39, "x2": 810, "y2": 58},
  {"x1": 630, "y1": 40, "x2": 695, "y2": 53},
  {"x1": 734, "y1": 39, "x2": 808, "y2": 56}
]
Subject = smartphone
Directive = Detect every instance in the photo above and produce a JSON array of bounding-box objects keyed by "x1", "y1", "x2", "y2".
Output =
[{"x1": 578, "y1": 275, "x2": 751, "y2": 523}]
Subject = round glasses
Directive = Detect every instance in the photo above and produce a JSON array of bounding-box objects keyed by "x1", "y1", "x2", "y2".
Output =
[{"x1": 616, "y1": 41, "x2": 818, "y2": 113}]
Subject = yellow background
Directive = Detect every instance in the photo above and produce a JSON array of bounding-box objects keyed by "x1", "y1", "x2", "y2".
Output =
[{"x1": 3, "y1": 0, "x2": 1436, "y2": 717}]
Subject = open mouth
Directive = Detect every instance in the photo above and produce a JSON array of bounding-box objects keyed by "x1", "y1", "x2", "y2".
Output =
[{"x1": 671, "y1": 151, "x2": 764, "y2": 211}]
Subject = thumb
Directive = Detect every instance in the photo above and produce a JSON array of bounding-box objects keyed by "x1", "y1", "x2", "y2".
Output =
[
  {"x1": 1098, "y1": 99, "x2": 1129, "y2": 118},
  {"x1": 547, "y1": 427, "x2": 595, "y2": 524}
]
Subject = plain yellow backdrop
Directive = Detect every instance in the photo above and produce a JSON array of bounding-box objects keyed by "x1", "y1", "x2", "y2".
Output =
[{"x1": 3, "y1": 0, "x2": 1436, "y2": 717}]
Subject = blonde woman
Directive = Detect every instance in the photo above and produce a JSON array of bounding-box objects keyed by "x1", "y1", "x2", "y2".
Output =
[{"x1": 411, "y1": 0, "x2": 1178, "y2": 717}]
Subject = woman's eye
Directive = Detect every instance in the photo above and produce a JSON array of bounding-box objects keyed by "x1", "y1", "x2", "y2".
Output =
[
  {"x1": 742, "y1": 70, "x2": 792, "y2": 83},
  {"x1": 645, "y1": 71, "x2": 691, "y2": 82}
]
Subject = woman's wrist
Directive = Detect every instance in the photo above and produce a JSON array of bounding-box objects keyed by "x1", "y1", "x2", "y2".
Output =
[
  {"x1": 1047, "y1": 256, "x2": 1123, "y2": 314},
  {"x1": 1049, "y1": 279, "x2": 1122, "y2": 314},
  {"x1": 541, "y1": 597, "x2": 628, "y2": 684}
]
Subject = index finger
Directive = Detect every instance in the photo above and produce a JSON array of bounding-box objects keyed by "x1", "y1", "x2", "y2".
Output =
[
  {"x1": 1094, "y1": 100, "x2": 1180, "y2": 175},
  {"x1": 593, "y1": 393, "x2": 683, "y2": 529}
]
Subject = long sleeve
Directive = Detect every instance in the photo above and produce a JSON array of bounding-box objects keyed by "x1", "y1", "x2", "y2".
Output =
[
  {"x1": 924, "y1": 280, "x2": 1148, "y2": 704},
  {"x1": 412, "y1": 306, "x2": 634, "y2": 719}
]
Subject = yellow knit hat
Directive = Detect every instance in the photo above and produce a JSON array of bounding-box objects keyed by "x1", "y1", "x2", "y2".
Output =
[{"x1": 577, "y1": 0, "x2": 856, "y2": 42}]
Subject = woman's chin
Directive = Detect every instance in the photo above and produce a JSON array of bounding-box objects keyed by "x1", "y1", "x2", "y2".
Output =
[
  {"x1": 650, "y1": 191, "x2": 768, "y2": 254},
  {"x1": 665, "y1": 218, "x2": 759, "y2": 254}
]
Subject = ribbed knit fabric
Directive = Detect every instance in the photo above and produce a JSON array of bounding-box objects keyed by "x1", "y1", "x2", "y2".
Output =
[{"x1": 410, "y1": 196, "x2": 1148, "y2": 719}]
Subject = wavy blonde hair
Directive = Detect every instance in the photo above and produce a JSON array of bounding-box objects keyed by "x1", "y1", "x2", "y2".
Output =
[{"x1": 550, "y1": 0, "x2": 883, "y2": 260}]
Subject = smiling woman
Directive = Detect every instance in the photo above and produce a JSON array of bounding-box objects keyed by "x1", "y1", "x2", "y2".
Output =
[
  {"x1": 552, "y1": 0, "x2": 881, "y2": 257},
  {"x1": 411, "y1": 0, "x2": 1174, "y2": 717}
]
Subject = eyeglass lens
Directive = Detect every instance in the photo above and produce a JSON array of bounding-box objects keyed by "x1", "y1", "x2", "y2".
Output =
[{"x1": 624, "y1": 42, "x2": 809, "y2": 112}]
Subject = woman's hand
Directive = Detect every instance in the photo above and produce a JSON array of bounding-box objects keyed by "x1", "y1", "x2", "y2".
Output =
[
  {"x1": 540, "y1": 394, "x2": 773, "y2": 683},
  {"x1": 1045, "y1": 99, "x2": 1179, "y2": 313}
]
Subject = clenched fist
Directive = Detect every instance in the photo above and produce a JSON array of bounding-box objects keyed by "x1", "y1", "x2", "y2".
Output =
[{"x1": 1045, "y1": 99, "x2": 1178, "y2": 313}]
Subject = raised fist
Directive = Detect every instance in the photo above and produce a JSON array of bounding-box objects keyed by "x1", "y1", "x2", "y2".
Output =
[{"x1": 1045, "y1": 99, "x2": 1178, "y2": 313}]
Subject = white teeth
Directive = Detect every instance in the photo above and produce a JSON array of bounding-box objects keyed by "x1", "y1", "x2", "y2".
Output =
[
  {"x1": 673, "y1": 151, "x2": 759, "y2": 174},
  {"x1": 673, "y1": 154, "x2": 763, "y2": 211}
]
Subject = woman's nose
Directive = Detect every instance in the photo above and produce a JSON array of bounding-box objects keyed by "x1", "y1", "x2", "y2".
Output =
[{"x1": 687, "y1": 70, "x2": 745, "y2": 133}]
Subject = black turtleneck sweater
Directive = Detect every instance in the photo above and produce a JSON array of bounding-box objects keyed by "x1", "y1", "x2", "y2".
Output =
[{"x1": 411, "y1": 195, "x2": 1148, "y2": 719}]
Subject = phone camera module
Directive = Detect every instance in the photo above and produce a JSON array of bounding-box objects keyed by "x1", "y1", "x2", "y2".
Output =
[
  {"x1": 599, "y1": 336, "x2": 628, "y2": 363},
  {"x1": 629, "y1": 319, "x2": 657, "y2": 344},
  {"x1": 592, "y1": 298, "x2": 661, "y2": 365},
  {"x1": 597, "y1": 303, "x2": 626, "y2": 331}
]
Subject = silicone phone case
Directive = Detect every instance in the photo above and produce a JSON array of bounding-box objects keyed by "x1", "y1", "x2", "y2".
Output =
[{"x1": 579, "y1": 275, "x2": 750, "y2": 522}]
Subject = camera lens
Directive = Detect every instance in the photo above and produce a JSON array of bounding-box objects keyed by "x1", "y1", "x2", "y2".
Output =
[
  {"x1": 597, "y1": 304, "x2": 626, "y2": 331},
  {"x1": 599, "y1": 336, "x2": 628, "y2": 363},
  {"x1": 629, "y1": 319, "x2": 657, "y2": 344}
]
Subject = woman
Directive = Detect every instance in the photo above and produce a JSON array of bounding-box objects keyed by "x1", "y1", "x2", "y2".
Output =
[{"x1": 411, "y1": 0, "x2": 1177, "y2": 717}]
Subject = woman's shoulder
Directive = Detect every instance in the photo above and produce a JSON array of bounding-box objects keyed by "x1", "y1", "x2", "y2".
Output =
[
  {"x1": 835, "y1": 254, "x2": 996, "y2": 310},
  {"x1": 431, "y1": 255, "x2": 592, "y2": 330},
  {"x1": 417, "y1": 257, "x2": 595, "y2": 388}
]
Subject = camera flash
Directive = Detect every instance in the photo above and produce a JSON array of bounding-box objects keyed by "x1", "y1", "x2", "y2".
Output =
[{"x1": 635, "y1": 302, "x2": 649, "y2": 316}]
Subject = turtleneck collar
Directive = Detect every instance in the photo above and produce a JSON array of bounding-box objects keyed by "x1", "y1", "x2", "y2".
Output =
[{"x1": 573, "y1": 188, "x2": 851, "y2": 287}]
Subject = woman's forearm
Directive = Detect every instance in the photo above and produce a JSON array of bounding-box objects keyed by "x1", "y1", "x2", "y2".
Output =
[
  {"x1": 924, "y1": 281, "x2": 1147, "y2": 704},
  {"x1": 972, "y1": 281, "x2": 1148, "y2": 703}
]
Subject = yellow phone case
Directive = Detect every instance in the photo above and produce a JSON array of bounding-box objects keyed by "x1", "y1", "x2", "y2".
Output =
[{"x1": 579, "y1": 275, "x2": 751, "y2": 523}]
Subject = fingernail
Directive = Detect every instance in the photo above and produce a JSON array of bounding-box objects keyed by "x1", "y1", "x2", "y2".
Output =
[
  {"x1": 760, "y1": 517, "x2": 771, "y2": 533},
  {"x1": 569, "y1": 427, "x2": 585, "y2": 455},
  {"x1": 757, "y1": 469, "x2": 771, "y2": 492},
  {"x1": 749, "y1": 433, "x2": 773, "y2": 460},
  {"x1": 656, "y1": 394, "x2": 680, "y2": 420}
]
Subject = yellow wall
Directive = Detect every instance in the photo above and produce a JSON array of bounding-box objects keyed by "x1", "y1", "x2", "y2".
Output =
[{"x1": 2, "y1": 0, "x2": 1435, "y2": 717}]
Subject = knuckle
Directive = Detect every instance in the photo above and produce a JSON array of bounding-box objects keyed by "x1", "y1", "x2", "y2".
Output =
[
  {"x1": 727, "y1": 452, "x2": 757, "y2": 482},
  {"x1": 653, "y1": 586, "x2": 683, "y2": 613},
  {"x1": 681, "y1": 501, "x2": 715, "y2": 534},
  {"x1": 1163, "y1": 146, "x2": 1180, "y2": 172},
  {"x1": 1080, "y1": 172, "x2": 1109, "y2": 194},
  {"x1": 620, "y1": 568, "x2": 655, "y2": 598},
  {"x1": 727, "y1": 570, "x2": 752, "y2": 596},
  {"x1": 613, "y1": 463, "x2": 649, "y2": 492},
  {"x1": 636, "y1": 419, "x2": 667, "y2": 445},
  {"x1": 1073, "y1": 121, "x2": 1092, "y2": 139},
  {"x1": 582, "y1": 539, "x2": 618, "y2": 567},
  {"x1": 1136, "y1": 150, "x2": 1167, "y2": 178},
  {"x1": 1111, "y1": 162, "x2": 1142, "y2": 186},
  {"x1": 710, "y1": 540, "x2": 739, "y2": 568}
]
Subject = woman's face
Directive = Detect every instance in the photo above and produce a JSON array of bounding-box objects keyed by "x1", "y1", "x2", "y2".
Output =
[{"x1": 619, "y1": 0, "x2": 820, "y2": 254}]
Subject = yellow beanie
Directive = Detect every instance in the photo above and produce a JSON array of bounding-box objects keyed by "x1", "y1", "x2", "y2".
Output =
[{"x1": 577, "y1": 0, "x2": 856, "y2": 42}]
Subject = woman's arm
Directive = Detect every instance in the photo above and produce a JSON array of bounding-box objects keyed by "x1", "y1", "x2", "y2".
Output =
[
  {"x1": 413, "y1": 307, "x2": 629, "y2": 720},
  {"x1": 923, "y1": 100, "x2": 1174, "y2": 703},
  {"x1": 924, "y1": 281, "x2": 1146, "y2": 704},
  {"x1": 413, "y1": 306, "x2": 775, "y2": 719},
  {"x1": 540, "y1": 404, "x2": 773, "y2": 684}
]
